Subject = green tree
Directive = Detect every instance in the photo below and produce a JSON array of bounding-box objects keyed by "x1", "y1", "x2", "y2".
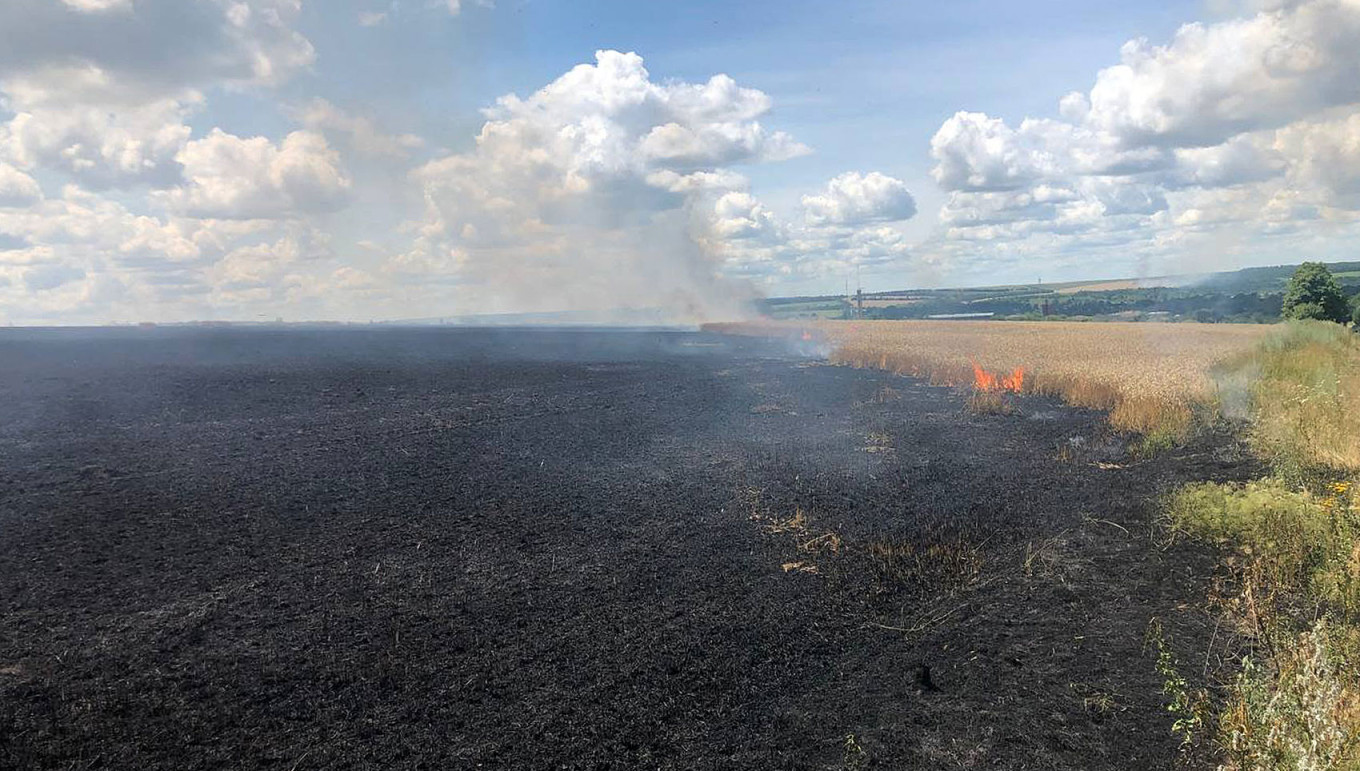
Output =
[
  {"x1": 1352, "y1": 294, "x2": 1360, "y2": 327},
  {"x1": 1282, "y1": 262, "x2": 1350, "y2": 323}
]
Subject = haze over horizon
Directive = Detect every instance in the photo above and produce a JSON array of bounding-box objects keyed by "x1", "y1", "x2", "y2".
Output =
[{"x1": 3, "y1": 0, "x2": 1360, "y2": 324}]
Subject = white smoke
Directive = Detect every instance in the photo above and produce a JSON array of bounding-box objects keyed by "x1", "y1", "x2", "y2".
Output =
[{"x1": 400, "y1": 50, "x2": 811, "y2": 323}]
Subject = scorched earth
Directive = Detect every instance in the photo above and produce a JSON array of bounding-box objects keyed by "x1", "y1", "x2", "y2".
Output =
[{"x1": 0, "y1": 327, "x2": 1256, "y2": 769}]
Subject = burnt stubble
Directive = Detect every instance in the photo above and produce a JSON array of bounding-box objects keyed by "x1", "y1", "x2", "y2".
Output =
[{"x1": 0, "y1": 328, "x2": 1255, "y2": 769}]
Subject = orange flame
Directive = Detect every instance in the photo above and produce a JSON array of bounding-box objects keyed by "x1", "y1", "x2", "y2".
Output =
[{"x1": 973, "y1": 363, "x2": 1025, "y2": 393}]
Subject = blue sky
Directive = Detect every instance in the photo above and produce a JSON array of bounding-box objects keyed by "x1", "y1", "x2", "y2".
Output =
[{"x1": 2, "y1": 0, "x2": 1359, "y2": 322}]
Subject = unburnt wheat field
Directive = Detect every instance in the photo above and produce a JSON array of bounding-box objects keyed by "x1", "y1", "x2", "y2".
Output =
[
  {"x1": 717, "y1": 320, "x2": 1273, "y2": 437},
  {"x1": 826, "y1": 320, "x2": 1273, "y2": 436},
  {"x1": 0, "y1": 326, "x2": 1266, "y2": 769}
]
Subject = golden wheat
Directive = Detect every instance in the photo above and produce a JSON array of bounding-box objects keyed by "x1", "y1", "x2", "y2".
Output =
[{"x1": 709, "y1": 319, "x2": 1273, "y2": 436}]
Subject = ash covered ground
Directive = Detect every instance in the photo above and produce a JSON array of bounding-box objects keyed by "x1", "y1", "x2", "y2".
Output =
[{"x1": 0, "y1": 327, "x2": 1257, "y2": 769}]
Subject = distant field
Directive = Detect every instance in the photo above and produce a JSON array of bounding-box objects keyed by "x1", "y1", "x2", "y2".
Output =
[
  {"x1": 859, "y1": 297, "x2": 922, "y2": 308},
  {"x1": 1052, "y1": 279, "x2": 1144, "y2": 294}
]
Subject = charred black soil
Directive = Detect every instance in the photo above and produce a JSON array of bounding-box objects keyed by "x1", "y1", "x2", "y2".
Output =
[{"x1": 0, "y1": 328, "x2": 1257, "y2": 769}]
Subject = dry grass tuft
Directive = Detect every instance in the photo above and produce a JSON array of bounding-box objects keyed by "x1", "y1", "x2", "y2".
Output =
[
  {"x1": 965, "y1": 390, "x2": 1014, "y2": 415},
  {"x1": 865, "y1": 538, "x2": 984, "y2": 592},
  {"x1": 764, "y1": 506, "x2": 810, "y2": 535}
]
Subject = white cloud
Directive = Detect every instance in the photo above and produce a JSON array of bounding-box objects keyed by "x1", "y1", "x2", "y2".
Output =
[
  {"x1": 0, "y1": 3, "x2": 357, "y2": 324},
  {"x1": 406, "y1": 50, "x2": 811, "y2": 319},
  {"x1": 1273, "y1": 112, "x2": 1360, "y2": 208},
  {"x1": 0, "y1": 1, "x2": 315, "y2": 192},
  {"x1": 931, "y1": 113, "x2": 1053, "y2": 192},
  {"x1": 0, "y1": 67, "x2": 195, "y2": 188},
  {"x1": 0, "y1": 1, "x2": 315, "y2": 96},
  {"x1": 1173, "y1": 133, "x2": 1287, "y2": 187},
  {"x1": 644, "y1": 169, "x2": 748, "y2": 194},
  {"x1": 59, "y1": 0, "x2": 132, "y2": 13},
  {"x1": 802, "y1": 172, "x2": 916, "y2": 226},
  {"x1": 210, "y1": 229, "x2": 332, "y2": 292},
  {"x1": 444, "y1": 0, "x2": 493, "y2": 16},
  {"x1": 710, "y1": 192, "x2": 781, "y2": 240},
  {"x1": 924, "y1": 0, "x2": 1360, "y2": 277},
  {"x1": 116, "y1": 216, "x2": 203, "y2": 266},
  {"x1": 1084, "y1": 1, "x2": 1360, "y2": 147},
  {"x1": 161, "y1": 129, "x2": 353, "y2": 219},
  {"x1": 0, "y1": 177, "x2": 349, "y2": 322},
  {"x1": 292, "y1": 99, "x2": 424, "y2": 159},
  {"x1": 0, "y1": 162, "x2": 41, "y2": 207},
  {"x1": 359, "y1": 11, "x2": 388, "y2": 27}
]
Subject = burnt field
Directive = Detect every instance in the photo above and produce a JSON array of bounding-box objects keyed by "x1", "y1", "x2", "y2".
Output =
[{"x1": 0, "y1": 327, "x2": 1257, "y2": 769}]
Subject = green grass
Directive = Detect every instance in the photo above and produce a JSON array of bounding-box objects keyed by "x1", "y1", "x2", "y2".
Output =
[
  {"x1": 1163, "y1": 321, "x2": 1360, "y2": 767},
  {"x1": 1166, "y1": 479, "x2": 1360, "y2": 619},
  {"x1": 1164, "y1": 478, "x2": 1360, "y2": 769}
]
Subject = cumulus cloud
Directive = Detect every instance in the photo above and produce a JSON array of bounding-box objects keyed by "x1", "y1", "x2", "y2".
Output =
[
  {"x1": 1173, "y1": 133, "x2": 1287, "y2": 187},
  {"x1": 160, "y1": 129, "x2": 353, "y2": 219},
  {"x1": 694, "y1": 170, "x2": 921, "y2": 291},
  {"x1": 1273, "y1": 113, "x2": 1360, "y2": 208},
  {"x1": 0, "y1": 3, "x2": 378, "y2": 324},
  {"x1": 710, "y1": 192, "x2": 781, "y2": 240},
  {"x1": 924, "y1": 0, "x2": 1360, "y2": 276},
  {"x1": 0, "y1": 69, "x2": 195, "y2": 188},
  {"x1": 358, "y1": 11, "x2": 388, "y2": 27},
  {"x1": 0, "y1": 162, "x2": 41, "y2": 207},
  {"x1": 931, "y1": 113, "x2": 1054, "y2": 192},
  {"x1": 644, "y1": 169, "x2": 748, "y2": 194},
  {"x1": 407, "y1": 50, "x2": 812, "y2": 320},
  {"x1": 1084, "y1": 1, "x2": 1360, "y2": 147},
  {"x1": 802, "y1": 172, "x2": 916, "y2": 226},
  {"x1": 0, "y1": 1, "x2": 315, "y2": 191},
  {"x1": 211, "y1": 229, "x2": 332, "y2": 292}
]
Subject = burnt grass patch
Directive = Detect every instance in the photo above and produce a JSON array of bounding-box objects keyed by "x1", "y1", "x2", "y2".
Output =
[{"x1": 0, "y1": 327, "x2": 1259, "y2": 769}]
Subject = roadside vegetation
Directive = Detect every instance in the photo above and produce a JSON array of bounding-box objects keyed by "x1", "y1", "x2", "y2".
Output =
[{"x1": 1163, "y1": 317, "x2": 1360, "y2": 769}]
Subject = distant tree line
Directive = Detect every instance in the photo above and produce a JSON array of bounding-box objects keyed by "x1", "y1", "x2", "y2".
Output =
[
  {"x1": 768, "y1": 262, "x2": 1360, "y2": 325},
  {"x1": 856, "y1": 288, "x2": 1299, "y2": 323}
]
